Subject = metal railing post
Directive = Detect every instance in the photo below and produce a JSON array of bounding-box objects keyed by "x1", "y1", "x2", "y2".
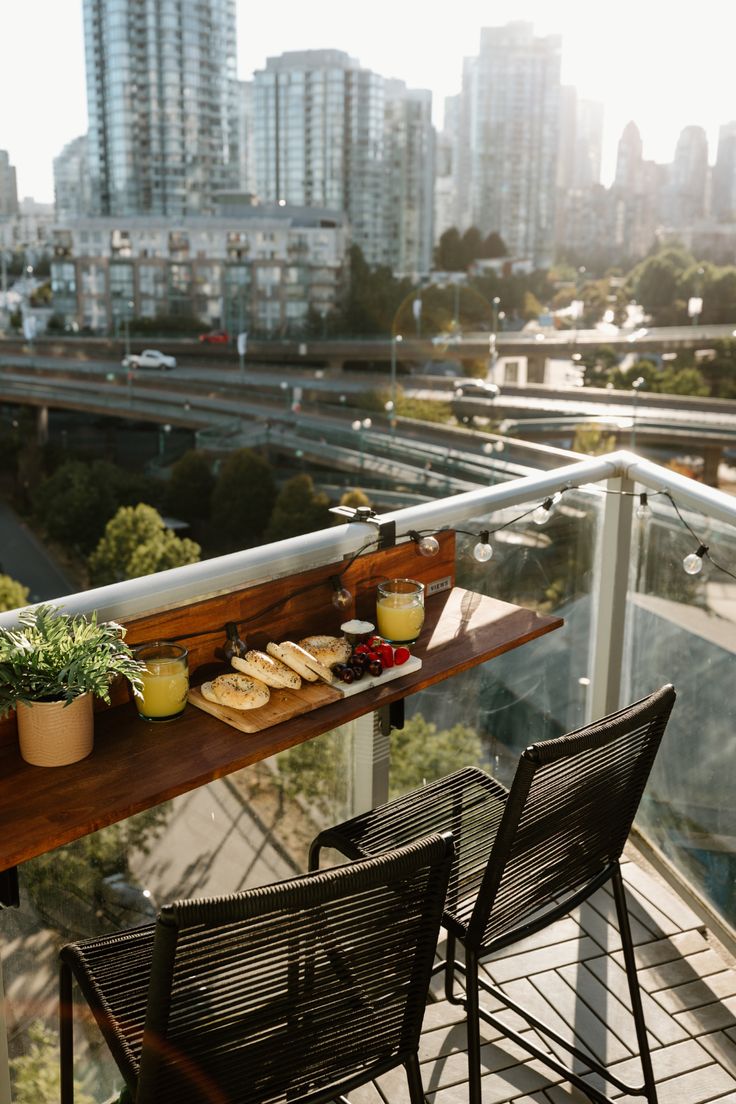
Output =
[
  {"x1": 350, "y1": 713, "x2": 390, "y2": 815},
  {"x1": 588, "y1": 473, "x2": 635, "y2": 722}
]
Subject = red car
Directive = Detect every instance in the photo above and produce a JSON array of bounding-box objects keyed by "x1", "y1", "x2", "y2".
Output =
[{"x1": 198, "y1": 331, "x2": 229, "y2": 344}]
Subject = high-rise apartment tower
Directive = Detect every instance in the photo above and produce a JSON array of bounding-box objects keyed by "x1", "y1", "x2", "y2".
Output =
[
  {"x1": 253, "y1": 49, "x2": 434, "y2": 272},
  {"x1": 454, "y1": 23, "x2": 561, "y2": 266},
  {"x1": 82, "y1": 0, "x2": 239, "y2": 216}
]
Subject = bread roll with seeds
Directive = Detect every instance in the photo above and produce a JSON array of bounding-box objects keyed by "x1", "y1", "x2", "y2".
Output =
[
  {"x1": 210, "y1": 672, "x2": 270, "y2": 710},
  {"x1": 232, "y1": 649, "x2": 301, "y2": 690},
  {"x1": 297, "y1": 634, "x2": 352, "y2": 668},
  {"x1": 268, "y1": 640, "x2": 334, "y2": 684}
]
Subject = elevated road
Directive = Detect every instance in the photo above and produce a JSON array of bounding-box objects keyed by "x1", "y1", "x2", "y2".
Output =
[
  {"x1": 3, "y1": 351, "x2": 735, "y2": 486},
  {"x1": 3, "y1": 320, "x2": 736, "y2": 371}
]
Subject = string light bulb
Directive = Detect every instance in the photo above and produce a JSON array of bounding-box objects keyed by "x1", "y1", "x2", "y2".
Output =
[
  {"x1": 683, "y1": 544, "x2": 708, "y2": 576},
  {"x1": 636, "y1": 492, "x2": 651, "y2": 520},
  {"x1": 407, "y1": 530, "x2": 440, "y2": 557},
  {"x1": 330, "y1": 575, "x2": 353, "y2": 610},
  {"x1": 418, "y1": 534, "x2": 440, "y2": 557},
  {"x1": 532, "y1": 497, "x2": 554, "y2": 526},
  {"x1": 473, "y1": 531, "x2": 493, "y2": 563}
]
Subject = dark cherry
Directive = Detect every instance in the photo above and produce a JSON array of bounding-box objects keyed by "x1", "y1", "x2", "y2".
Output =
[
  {"x1": 339, "y1": 667, "x2": 354, "y2": 684},
  {"x1": 368, "y1": 659, "x2": 383, "y2": 678},
  {"x1": 349, "y1": 664, "x2": 364, "y2": 681}
]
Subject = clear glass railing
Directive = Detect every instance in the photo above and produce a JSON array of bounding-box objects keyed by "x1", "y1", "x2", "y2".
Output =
[{"x1": 623, "y1": 491, "x2": 736, "y2": 928}]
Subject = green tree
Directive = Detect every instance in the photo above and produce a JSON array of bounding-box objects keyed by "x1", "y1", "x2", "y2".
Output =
[
  {"x1": 33, "y1": 460, "x2": 162, "y2": 553},
  {"x1": 572, "y1": 424, "x2": 617, "y2": 456},
  {"x1": 33, "y1": 460, "x2": 119, "y2": 552},
  {"x1": 165, "y1": 449, "x2": 214, "y2": 522},
  {"x1": 390, "y1": 714, "x2": 483, "y2": 798},
  {"x1": 0, "y1": 573, "x2": 29, "y2": 612},
  {"x1": 628, "y1": 246, "x2": 694, "y2": 325},
  {"x1": 10, "y1": 1022, "x2": 95, "y2": 1104},
  {"x1": 211, "y1": 448, "x2": 277, "y2": 546},
  {"x1": 654, "y1": 365, "x2": 709, "y2": 396},
  {"x1": 698, "y1": 340, "x2": 736, "y2": 399},
  {"x1": 339, "y1": 488, "x2": 371, "y2": 510},
  {"x1": 460, "y1": 226, "x2": 483, "y2": 267},
  {"x1": 434, "y1": 227, "x2": 465, "y2": 271},
  {"x1": 88, "y1": 503, "x2": 200, "y2": 585},
  {"x1": 580, "y1": 345, "x2": 621, "y2": 387},
  {"x1": 342, "y1": 245, "x2": 412, "y2": 336},
  {"x1": 265, "y1": 474, "x2": 332, "y2": 542},
  {"x1": 479, "y1": 231, "x2": 507, "y2": 259}
]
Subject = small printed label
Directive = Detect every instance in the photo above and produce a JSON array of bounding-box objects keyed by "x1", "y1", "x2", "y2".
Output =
[{"x1": 427, "y1": 576, "x2": 452, "y2": 596}]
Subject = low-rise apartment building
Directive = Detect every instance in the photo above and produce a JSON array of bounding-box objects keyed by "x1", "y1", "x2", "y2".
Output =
[{"x1": 50, "y1": 205, "x2": 349, "y2": 335}]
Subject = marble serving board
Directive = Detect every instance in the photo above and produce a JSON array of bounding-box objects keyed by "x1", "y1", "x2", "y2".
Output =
[{"x1": 187, "y1": 655, "x2": 422, "y2": 733}]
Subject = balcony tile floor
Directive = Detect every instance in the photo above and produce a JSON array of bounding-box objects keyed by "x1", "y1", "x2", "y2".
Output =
[{"x1": 356, "y1": 855, "x2": 736, "y2": 1104}]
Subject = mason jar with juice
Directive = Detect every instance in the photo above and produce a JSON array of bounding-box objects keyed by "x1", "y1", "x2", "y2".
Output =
[
  {"x1": 133, "y1": 642, "x2": 189, "y2": 722},
  {"x1": 376, "y1": 579, "x2": 425, "y2": 645}
]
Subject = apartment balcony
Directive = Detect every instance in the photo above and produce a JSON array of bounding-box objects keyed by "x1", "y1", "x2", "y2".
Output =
[{"x1": 1, "y1": 450, "x2": 735, "y2": 1103}]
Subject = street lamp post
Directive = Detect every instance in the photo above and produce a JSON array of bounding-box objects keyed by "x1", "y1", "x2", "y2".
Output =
[
  {"x1": 631, "y1": 376, "x2": 645, "y2": 452},
  {"x1": 351, "y1": 417, "x2": 371, "y2": 471},
  {"x1": 389, "y1": 334, "x2": 402, "y2": 433},
  {"x1": 156, "y1": 421, "x2": 171, "y2": 457},
  {"x1": 490, "y1": 297, "x2": 501, "y2": 382},
  {"x1": 123, "y1": 299, "x2": 134, "y2": 362}
]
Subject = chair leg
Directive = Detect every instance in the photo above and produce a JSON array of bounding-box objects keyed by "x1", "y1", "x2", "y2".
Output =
[
  {"x1": 612, "y1": 863, "x2": 659, "y2": 1104},
  {"x1": 405, "y1": 1052, "x2": 427, "y2": 1104},
  {"x1": 59, "y1": 962, "x2": 74, "y2": 1104},
  {"x1": 465, "y1": 949, "x2": 483, "y2": 1104},
  {"x1": 443, "y1": 932, "x2": 463, "y2": 1004}
]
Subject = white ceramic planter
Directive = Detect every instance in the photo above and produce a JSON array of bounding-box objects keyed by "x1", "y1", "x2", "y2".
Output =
[{"x1": 16, "y1": 693, "x2": 94, "y2": 767}]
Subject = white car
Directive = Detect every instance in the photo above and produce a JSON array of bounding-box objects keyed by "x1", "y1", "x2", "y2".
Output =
[
  {"x1": 453, "y1": 378, "x2": 499, "y2": 399},
  {"x1": 122, "y1": 349, "x2": 177, "y2": 371}
]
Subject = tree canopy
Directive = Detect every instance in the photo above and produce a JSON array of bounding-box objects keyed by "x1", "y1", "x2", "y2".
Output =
[
  {"x1": 265, "y1": 474, "x2": 332, "y2": 542},
  {"x1": 210, "y1": 448, "x2": 277, "y2": 547},
  {"x1": 0, "y1": 573, "x2": 29, "y2": 613},
  {"x1": 164, "y1": 450, "x2": 215, "y2": 522},
  {"x1": 434, "y1": 227, "x2": 508, "y2": 271},
  {"x1": 88, "y1": 503, "x2": 200, "y2": 585},
  {"x1": 32, "y1": 460, "x2": 162, "y2": 553}
]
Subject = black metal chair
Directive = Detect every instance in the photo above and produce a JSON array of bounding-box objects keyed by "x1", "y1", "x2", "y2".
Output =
[
  {"x1": 309, "y1": 684, "x2": 676, "y2": 1104},
  {"x1": 59, "y1": 832, "x2": 453, "y2": 1104}
]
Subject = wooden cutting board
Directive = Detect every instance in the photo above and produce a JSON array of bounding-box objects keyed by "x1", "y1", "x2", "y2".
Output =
[
  {"x1": 187, "y1": 656, "x2": 423, "y2": 733},
  {"x1": 188, "y1": 679, "x2": 342, "y2": 733}
]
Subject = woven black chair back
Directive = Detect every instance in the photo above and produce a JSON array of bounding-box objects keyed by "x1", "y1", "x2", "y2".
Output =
[
  {"x1": 134, "y1": 833, "x2": 452, "y2": 1104},
  {"x1": 469, "y1": 683, "x2": 676, "y2": 949}
]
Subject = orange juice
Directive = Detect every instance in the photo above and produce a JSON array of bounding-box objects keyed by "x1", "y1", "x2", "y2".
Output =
[
  {"x1": 134, "y1": 643, "x2": 189, "y2": 721},
  {"x1": 376, "y1": 579, "x2": 425, "y2": 644},
  {"x1": 376, "y1": 597, "x2": 425, "y2": 643}
]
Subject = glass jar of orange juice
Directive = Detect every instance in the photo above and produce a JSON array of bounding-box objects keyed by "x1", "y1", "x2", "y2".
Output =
[
  {"x1": 133, "y1": 642, "x2": 189, "y2": 722},
  {"x1": 376, "y1": 579, "x2": 425, "y2": 645}
]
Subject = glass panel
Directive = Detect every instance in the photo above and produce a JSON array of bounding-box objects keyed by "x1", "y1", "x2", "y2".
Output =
[
  {"x1": 2, "y1": 723, "x2": 359, "y2": 1101},
  {"x1": 624, "y1": 493, "x2": 736, "y2": 929},
  {"x1": 391, "y1": 488, "x2": 603, "y2": 790}
]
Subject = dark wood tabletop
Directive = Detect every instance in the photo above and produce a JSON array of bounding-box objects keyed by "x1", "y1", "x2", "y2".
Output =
[{"x1": 0, "y1": 588, "x2": 562, "y2": 871}]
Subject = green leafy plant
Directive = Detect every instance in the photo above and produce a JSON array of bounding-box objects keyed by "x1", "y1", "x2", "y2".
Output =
[{"x1": 0, "y1": 604, "x2": 144, "y2": 717}]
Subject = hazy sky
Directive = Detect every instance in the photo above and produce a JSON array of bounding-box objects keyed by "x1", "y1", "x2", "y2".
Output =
[{"x1": 3, "y1": 0, "x2": 735, "y2": 202}]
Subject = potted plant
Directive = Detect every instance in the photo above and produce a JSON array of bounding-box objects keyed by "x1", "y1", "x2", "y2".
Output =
[{"x1": 0, "y1": 604, "x2": 144, "y2": 767}]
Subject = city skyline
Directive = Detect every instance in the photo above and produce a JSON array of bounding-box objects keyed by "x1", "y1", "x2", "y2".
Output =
[{"x1": 3, "y1": 0, "x2": 736, "y2": 203}]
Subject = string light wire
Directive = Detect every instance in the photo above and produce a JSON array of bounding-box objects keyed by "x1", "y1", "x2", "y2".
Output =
[{"x1": 143, "y1": 483, "x2": 736, "y2": 648}]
